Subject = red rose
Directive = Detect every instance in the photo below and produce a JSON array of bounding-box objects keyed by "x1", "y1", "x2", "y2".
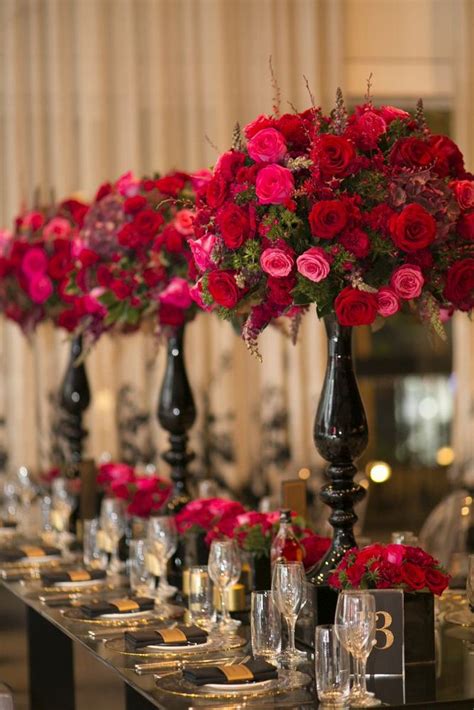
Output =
[
  {"x1": 450, "y1": 180, "x2": 474, "y2": 210},
  {"x1": 48, "y1": 252, "x2": 72, "y2": 279},
  {"x1": 163, "y1": 226, "x2": 184, "y2": 253},
  {"x1": 155, "y1": 174, "x2": 186, "y2": 196},
  {"x1": 334, "y1": 287, "x2": 378, "y2": 327},
  {"x1": 309, "y1": 200, "x2": 348, "y2": 239},
  {"x1": 267, "y1": 274, "x2": 296, "y2": 307},
  {"x1": 215, "y1": 151, "x2": 246, "y2": 181},
  {"x1": 158, "y1": 303, "x2": 186, "y2": 326},
  {"x1": 123, "y1": 195, "x2": 147, "y2": 214},
  {"x1": 347, "y1": 562, "x2": 366, "y2": 587},
  {"x1": 206, "y1": 175, "x2": 227, "y2": 208},
  {"x1": 244, "y1": 114, "x2": 275, "y2": 139},
  {"x1": 275, "y1": 113, "x2": 309, "y2": 147},
  {"x1": 429, "y1": 135, "x2": 465, "y2": 178},
  {"x1": 60, "y1": 199, "x2": 89, "y2": 227},
  {"x1": 95, "y1": 182, "x2": 112, "y2": 201},
  {"x1": 457, "y1": 212, "x2": 474, "y2": 241},
  {"x1": 340, "y1": 229, "x2": 370, "y2": 258},
  {"x1": 425, "y1": 568, "x2": 449, "y2": 596},
  {"x1": 400, "y1": 562, "x2": 426, "y2": 591},
  {"x1": 207, "y1": 270, "x2": 240, "y2": 308},
  {"x1": 390, "y1": 137, "x2": 434, "y2": 170},
  {"x1": 443, "y1": 259, "x2": 474, "y2": 311},
  {"x1": 110, "y1": 279, "x2": 132, "y2": 300},
  {"x1": 389, "y1": 204, "x2": 436, "y2": 252},
  {"x1": 133, "y1": 209, "x2": 164, "y2": 240},
  {"x1": 217, "y1": 203, "x2": 251, "y2": 248},
  {"x1": 311, "y1": 134, "x2": 356, "y2": 178}
]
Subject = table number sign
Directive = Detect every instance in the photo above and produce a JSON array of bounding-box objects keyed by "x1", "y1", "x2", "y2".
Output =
[{"x1": 366, "y1": 589, "x2": 404, "y2": 677}]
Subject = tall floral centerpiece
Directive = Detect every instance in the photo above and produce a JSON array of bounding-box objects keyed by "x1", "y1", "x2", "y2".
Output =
[
  {"x1": 0, "y1": 199, "x2": 96, "y2": 463},
  {"x1": 190, "y1": 91, "x2": 474, "y2": 582},
  {"x1": 69, "y1": 170, "x2": 210, "y2": 509}
]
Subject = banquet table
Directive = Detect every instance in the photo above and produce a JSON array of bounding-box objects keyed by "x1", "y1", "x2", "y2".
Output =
[{"x1": 1, "y1": 578, "x2": 474, "y2": 709}]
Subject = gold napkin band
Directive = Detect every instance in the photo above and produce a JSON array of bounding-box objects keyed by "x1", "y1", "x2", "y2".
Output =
[
  {"x1": 110, "y1": 599, "x2": 139, "y2": 612},
  {"x1": 158, "y1": 628, "x2": 187, "y2": 643},
  {"x1": 217, "y1": 664, "x2": 254, "y2": 682},
  {"x1": 20, "y1": 546, "x2": 45, "y2": 558},
  {"x1": 68, "y1": 570, "x2": 91, "y2": 582}
]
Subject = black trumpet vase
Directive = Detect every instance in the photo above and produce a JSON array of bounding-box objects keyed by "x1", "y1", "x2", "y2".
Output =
[
  {"x1": 308, "y1": 313, "x2": 368, "y2": 585},
  {"x1": 58, "y1": 334, "x2": 91, "y2": 466},
  {"x1": 157, "y1": 324, "x2": 196, "y2": 514}
]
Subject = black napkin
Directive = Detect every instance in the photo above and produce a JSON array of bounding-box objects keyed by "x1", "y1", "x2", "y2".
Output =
[
  {"x1": 41, "y1": 568, "x2": 106, "y2": 587},
  {"x1": 0, "y1": 545, "x2": 60, "y2": 563},
  {"x1": 79, "y1": 596, "x2": 155, "y2": 619},
  {"x1": 183, "y1": 659, "x2": 278, "y2": 686},
  {"x1": 0, "y1": 520, "x2": 17, "y2": 528},
  {"x1": 124, "y1": 624, "x2": 208, "y2": 651}
]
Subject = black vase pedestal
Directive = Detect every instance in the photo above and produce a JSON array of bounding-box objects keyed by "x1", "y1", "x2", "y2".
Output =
[{"x1": 58, "y1": 334, "x2": 91, "y2": 468}]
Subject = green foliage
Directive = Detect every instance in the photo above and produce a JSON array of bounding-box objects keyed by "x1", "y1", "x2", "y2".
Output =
[
  {"x1": 242, "y1": 524, "x2": 271, "y2": 558},
  {"x1": 382, "y1": 118, "x2": 411, "y2": 149},
  {"x1": 234, "y1": 187, "x2": 256, "y2": 205},
  {"x1": 292, "y1": 275, "x2": 334, "y2": 317},
  {"x1": 230, "y1": 239, "x2": 262, "y2": 272},
  {"x1": 342, "y1": 170, "x2": 388, "y2": 208}
]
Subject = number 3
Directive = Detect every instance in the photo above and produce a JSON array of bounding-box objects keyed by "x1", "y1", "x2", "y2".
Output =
[{"x1": 375, "y1": 610, "x2": 394, "y2": 650}]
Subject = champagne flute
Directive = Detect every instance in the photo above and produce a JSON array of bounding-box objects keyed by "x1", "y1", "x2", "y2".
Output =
[
  {"x1": 147, "y1": 516, "x2": 178, "y2": 598},
  {"x1": 208, "y1": 539, "x2": 241, "y2": 630},
  {"x1": 51, "y1": 478, "x2": 74, "y2": 554},
  {"x1": 335, "y1": 591, "x2": 380, "y2": 706},
  {"x1": 272, "y1": 560, "x2": 306, "y2": 663},
  {"x1": 100, "y1": 498, "x2": 125, "y2": 574}
]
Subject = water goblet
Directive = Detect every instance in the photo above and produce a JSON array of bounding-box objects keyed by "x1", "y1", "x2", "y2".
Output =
[
  {"x1": 271, "y1": 560, "x2": 307, "y2": 663},
  {"x1": 251, "y1": 590, "x2": 281, "y2": 660},
  {"x1": 147, "y1": 516, "x2": 178, "y2": 598},
  {"x1": 100, "y1": 498, "x2": 125, "y2": 573},
  {"x1": 129, "y1": 539, "x2": 153, "y2": 596},
  {"x1": 188, "y1": 565, "x2": 213, "y2": 628},
  {"x1": 208, "y1": 539, "x2": 241, "y2": 630},
  {"x1": 83, "y1": 518, "x2": 108, "y2": 569},
  {"x1": 335, "y1": 591, "x2": 380, "y2": 706},
  {"x1": 315, "y1": 624, "x2": 350, "y2": 707},
  {"x1": 51, "y1": 478, "x2": 75, "y2": 555}
]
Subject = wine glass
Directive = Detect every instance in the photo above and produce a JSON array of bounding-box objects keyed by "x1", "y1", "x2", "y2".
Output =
[
  {"x1": 335, "y1": 591, "x2": 380, "y2": 706},
  {"x1": 51, "y1": 478, "x2": 74, "y2": 554},
  {"x1": 147, "y1": 516, "x2": 178, "y2": 599},
  {"x1": 271, "y1": 560, "x2": 307, "y2": 663},
  {"x1": 129, "y1": 539, "x2": 153, "y2": 596},
  {"x1": 17, "y1": 466, "x2": 36, "y2": 534},
  {"x1": 100, "y1": 498, "x2": 125, "y2": 574},
  {"x1": 208, "y1": 539, "x2": 241, "y2": 630}
]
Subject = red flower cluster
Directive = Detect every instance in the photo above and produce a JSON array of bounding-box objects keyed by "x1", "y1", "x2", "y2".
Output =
[
  {"x1": 191, "y1": 94, "x2": 473, "y2": 346},
  {"x1": 68, "y1": 170, "x2": 210, "y2": 339},
  {"x1": 175, "y1": 497, "x2": 246, "y2": 535},
  {"x1": 0, "y1": 200, "x2": 95, "y2": 333},
  {"x1": 97, "y1": 461, "x2": 171, "y2": 518},
  {"x1": 328, "y1": 543, "x2": 450, "y2": 596}
]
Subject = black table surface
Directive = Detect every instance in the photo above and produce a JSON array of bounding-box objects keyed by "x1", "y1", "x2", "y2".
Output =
[{"x1": 2, "y1": 578, "x2": 474, "y2": 709}]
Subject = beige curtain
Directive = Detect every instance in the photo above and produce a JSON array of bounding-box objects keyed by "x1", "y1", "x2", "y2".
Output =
[{"x1": 0, "y1": 0, "x2": 340, "y2": 488}]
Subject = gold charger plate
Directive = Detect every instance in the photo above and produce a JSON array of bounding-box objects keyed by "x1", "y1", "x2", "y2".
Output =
[
  {"x1": 62, "y1": 603, "x2": 184, "y2": 626},
  {"x1": 105, "y1": 631, "x2": 247, "y2": 657},
  {"x1": 154, "y1": 669, "x2": 311, "y2": 700}
]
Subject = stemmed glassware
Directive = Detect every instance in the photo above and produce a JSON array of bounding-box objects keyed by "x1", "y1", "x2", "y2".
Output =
[
  {"x1": 467, "y1": 555, "x2": 474, "y2": 614},
  {"x1": 129, "y1": 539, "x2": 153, "y2": 596},
  {"x1": 51, "y1": 478, "x2": 74, "y2": 554},
  {"x1": 208, "y1": 539, "x2": 241, "y2": 630},
  {"x1": 17, "y1": 466, "x2": 36, "y2": 534},
  {"x1": 188, "y1": 565, "x2": 213, "y2": 628},
  {"x1": 272, "y1": 560, "x2": 306, "y2": 663},
  {"x1": 147, "y1": 516, "x2": 178, "y2": 599},
  {"x1": 100, "y1": 498, "x2": 125, "y2": 574},
  {"x1": 335, "y1": 591, "x2": 380, "y2": 706}
]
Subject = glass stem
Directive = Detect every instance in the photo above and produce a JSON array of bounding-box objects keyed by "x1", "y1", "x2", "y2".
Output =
[
  {"x1": 287, "y1": 615, "x2": 296, "y2": 653},
  {"x1": 359, "y1": 656, "x2": 368, "y2": 696},
  {"x1": 221, "y1": 587, "x2": 229, "y2": 623},
  {"x1": 352, "y1": 654, "x2": 362, "y2": 694}
]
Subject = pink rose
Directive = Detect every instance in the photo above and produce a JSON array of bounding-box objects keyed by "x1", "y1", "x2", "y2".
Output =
[
  {"x1": 296, "y1": 247, "x2": 330, "y2": 282},
  {"x1": 29, "y1": 275, "x2": 53, "y2": 303},
  {"x1": 21, "y1": 211, "x2": 44, "y2": 231},
  {"x1": 255, "y1": 164, "x2": 294, "y2": 205},
  {"x1": 115, "y1": 171, "x2": 140, "y2": 197},
  {"x1": 190, "y1": 280, "x2": 213, "y2": 311},
  {"x1": 0, "y1": 229, "x2": 12, "y2": 256},
  {"x1": 390, "y1": 264, "x2": 424, "y2": 299},
  {"x1": 159, "y1": 277, "x2": 193, "y2": 309},
  {"x1": 188, "y1": 234, "x2": 217, "y2": 272},
  {"x1": 377, "y1": 286, "x2": 400, "y2": 317},
  {"x1": 190, "y1": 169, "x2": 212, "y2": 190},
  {"x1": 247, "y1": 128, "x2": 287, "y2": 163},
  {"x1": 43, "y1": 217, "x2": 72, "y2": 240},
  {"x1": 384, "y1": 543, "x2": 405, "y2": 566},
  {"x1": 21, "y1": 248, "x2": 48, "y2": 277},
  {"x1": 174, "y1": 209, "x2": 195, "y2": 236},
  {"x1": 450, "y1": 180, "x2": 474, "y2": 210},
  {"x1": 260, "y1": 247, "x2": 294, "y2": 277}
]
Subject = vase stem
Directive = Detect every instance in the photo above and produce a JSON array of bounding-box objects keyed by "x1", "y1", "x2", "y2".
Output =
[
  {"x1": 157, "y1": 324, "x2": 196, "y2": 513},
  {"x1": 309, "y1": 313, "x2": 368, "y2": 584},
  {"x1": 58, "y1": 334, "x2": 91, "y2": 466}
]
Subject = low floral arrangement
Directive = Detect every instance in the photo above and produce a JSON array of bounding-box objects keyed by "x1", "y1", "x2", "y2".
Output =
[
  {"x1": 97, "y1": 461, "x2": 172, "y2": 518},
  {"x1": 68, "y1": 169, "x2": 211, "y2": 341},
  {"x1": 190, "y1": 89, "x2": 473, "y2": 352},
  {"x1": 205, "y1": 508, "x2": 331, "y2": 570},
  {"x1": 328, "y1": 543, "x2": 450, "y2": 595},
  {"x1": 0, "y1": 200, "x2": 99, "y2": 334},
  {"x1": 175, "y1": 497, "x2": 246, "y2": 535}
]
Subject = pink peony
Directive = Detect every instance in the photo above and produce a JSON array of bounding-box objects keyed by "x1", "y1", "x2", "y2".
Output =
[
  {"x1": 247, "y1": 128, "x2": 287, "y2": 163},
  {"x1": 115, "y1": 171, "x2": 140, "y2": 197},
  {"x1": 377, "y1": 286, "x2": 400, "y2": 317},
  {"x1": 28, "y1": 275, "x2": 53, "y2": 304},
  {"x1": 188, "y1": 234, "x2": 217, "y2": 272},
  {"x1": 390, "y1": 264, "x2": 424, "y2": 299},
  {"x1": 43, "y1": 217, "x2": 72, "y2": 240},
  {"x1": 159, "y1": 277, "x2": 193, "y2": 309},
  {"x1": 255, "y1": 164, "x2": 294, "y2": 205},
  {"x1": 260, "y1": 247, "x2": 294, "y2": 277},
  {"x1": 21, "y1": 248, "x2": 48, "y2": 277},
  {"x1": 296, "y1": 247, "x2": 330, "y2": 282},
  {"x1": 174, "y1": 209, "x2": 195, "y2": 236}
]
